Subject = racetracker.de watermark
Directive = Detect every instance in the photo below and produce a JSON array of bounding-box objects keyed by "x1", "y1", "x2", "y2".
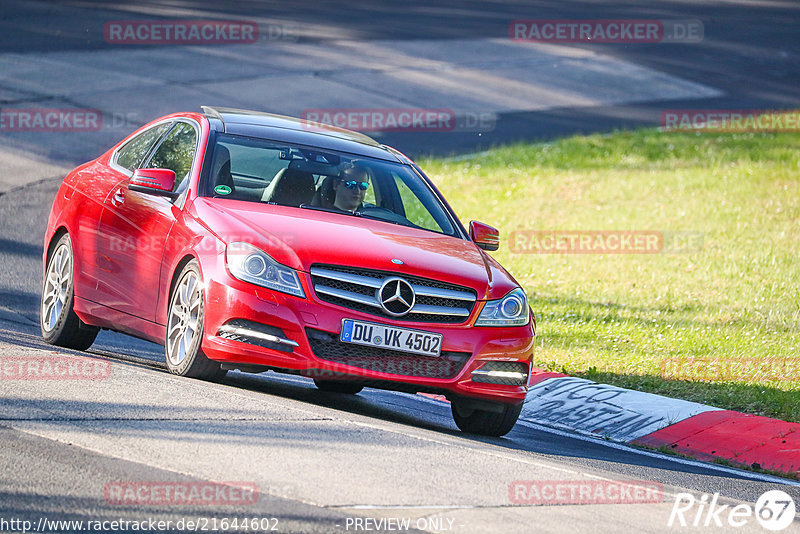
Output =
[
  {"x1": 0, "y1": 109, "x2": 151, "y2": 134},
  {"x1": 0, "y1": 355, "x2": 111, "y2": 380},
  {"x1": 301, "y1": 108, "x2": 496, "y2": 133},
  {"x1": 509, "y1": 19, "x2": 703, "y2": 43},
  {"x1": 0, "y1": 108, "x2": 102, "y2": 132},
  {"x1": 303, "y1": 358, "x2": 461, "y2": 380},
  {"x1": 104, "y1": 481, "x2": 259, "y2": 506},
  {"x1": 660, "y1": 357, "x2": 800, "y2": 383},
  {"x1": 660, "y1": 109, "x2": 800, "y2": 132},
  {"x1": 0, "y1": 517, "x2": 280, "y2": 533},
  {"x1": 104, "y1": 20, "x2": 297, "y2": 44},
  {"x1": 509, "y1": 230, "x2": 704, "y2": 254},
  {"x1": 509, "y1": 479, "x2": 664, "y2": 505},
  {"x1": 108, "y1": 234, "x2": 297, "y2": 254}
]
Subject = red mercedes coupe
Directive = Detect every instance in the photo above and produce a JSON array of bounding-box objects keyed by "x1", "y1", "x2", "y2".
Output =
[{"x1": 41, "y1": 107, "x2": 536, "y2": 435}]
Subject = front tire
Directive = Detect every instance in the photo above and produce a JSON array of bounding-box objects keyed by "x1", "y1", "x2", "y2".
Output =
[
  {"x1": 165, "y1": 260, "x2": 223, "y2": 379},
  {"x1": 40, "y1": 234, "x2": 98, "y2": 350},
  {"x1": 451, "y1": 398, "x2": 522, "y2": 437}
]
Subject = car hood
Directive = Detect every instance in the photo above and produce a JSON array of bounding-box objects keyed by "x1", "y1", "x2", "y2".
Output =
[{"x1": 191, "y1": 198, "x2": 519, "y2": 299}]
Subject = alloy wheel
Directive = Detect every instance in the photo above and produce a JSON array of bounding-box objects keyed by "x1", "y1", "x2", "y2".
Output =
[
  {"x1": 41, "y1": 243, "x2": 71, "y2": 332},
  {"x1": 167, "y1": 270, "x2": 202, "y2": 367}
]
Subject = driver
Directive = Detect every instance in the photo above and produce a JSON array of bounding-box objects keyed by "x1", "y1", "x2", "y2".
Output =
[{"x1": 332, "y1": 160, "x2": 371, "y2": 212}]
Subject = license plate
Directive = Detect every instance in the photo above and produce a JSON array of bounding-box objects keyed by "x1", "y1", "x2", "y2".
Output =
[{"x1": 340, "y1": 319, "x2": 442, "y2": 357}]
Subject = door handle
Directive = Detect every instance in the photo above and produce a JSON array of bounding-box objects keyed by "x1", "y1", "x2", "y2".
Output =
[{"x1": 111, "y1": 189, "x2": 124, "y2": 206}]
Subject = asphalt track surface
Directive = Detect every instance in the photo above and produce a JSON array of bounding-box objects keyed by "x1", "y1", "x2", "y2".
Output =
[
  {"x1": 1, "y1": 1, "x2": 799, "y2": 532},
  {"x1": 1, "y1": 0, "x2": 799, "y2": 156}
]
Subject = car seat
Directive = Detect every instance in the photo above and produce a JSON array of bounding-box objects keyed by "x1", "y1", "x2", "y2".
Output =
[{"x1": 261, "y1": 168, "x2": 316, "y2": 206}]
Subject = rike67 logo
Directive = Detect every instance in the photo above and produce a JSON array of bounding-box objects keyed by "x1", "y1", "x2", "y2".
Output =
[{"x1": 669, "y1": 490, "x2": 796, "y2": 531}]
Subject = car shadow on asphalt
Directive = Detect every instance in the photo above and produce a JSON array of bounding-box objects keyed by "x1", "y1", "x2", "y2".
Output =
[
  {"x1": 214, "y1": 371, "x2": 785, "y2": 486},
  {"x1": 0, "y1": 319, "x2": 782, "y2": 486}
]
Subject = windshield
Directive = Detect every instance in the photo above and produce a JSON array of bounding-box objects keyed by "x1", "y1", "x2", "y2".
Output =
[{"x1": 203, "y1": 133, "x2": 457, "y2": 236}]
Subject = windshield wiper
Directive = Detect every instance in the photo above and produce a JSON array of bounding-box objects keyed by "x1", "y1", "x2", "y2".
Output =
[
  {"x1": 299, "y1": 204, "x2": 359, "y2": 216},
  {"x1": 354, "y1": 210, "x2": 421, "y2": 229},
  {"x1": 299, "y1": 204, "x2": 419, "y2": 230}
]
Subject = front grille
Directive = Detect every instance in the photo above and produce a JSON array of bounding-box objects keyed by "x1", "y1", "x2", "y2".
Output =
[
  {"x1": 310, "y1": 264, "x2": 477, "y2": 324},
  {"x1": 306, "y1": 328, "x2": 470, "y2": 379}
]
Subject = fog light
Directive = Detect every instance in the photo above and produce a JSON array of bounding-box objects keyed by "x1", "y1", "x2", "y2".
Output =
[
  {"x1": 471, "y1": 361, "x2": 528, "y2": 386},
  {"x1": 217, "y1": 319, "x2": 298, "y2": 352}
]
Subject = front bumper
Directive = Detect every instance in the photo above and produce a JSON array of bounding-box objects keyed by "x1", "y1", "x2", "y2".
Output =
[{"x1": 201, "y1": 270, "x2": 535, "y2": 405}]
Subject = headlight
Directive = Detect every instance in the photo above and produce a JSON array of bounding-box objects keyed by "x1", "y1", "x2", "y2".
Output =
[
  {"x1": 226, "y1": 242, "x2": 305, "y2": 298},
  {"x1": 475, "y1": 288, "x2": 530, "y2": 327}
]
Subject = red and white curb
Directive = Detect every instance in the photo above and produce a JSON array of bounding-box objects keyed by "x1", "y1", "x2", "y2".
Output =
[
  {"x1": 520, "y1": 371, "x2": 800, "y2": 476},
  {"x1": 634, "y1": 410, "x2": 800, "y2": 475},
  {"x1": 423, "y1": 369, "x2": 800, "y2": 477}
]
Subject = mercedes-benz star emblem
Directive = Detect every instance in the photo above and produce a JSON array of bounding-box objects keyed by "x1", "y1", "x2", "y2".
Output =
[{"x1": 377, "y1": 278, "x2": 415, "y2": 316}]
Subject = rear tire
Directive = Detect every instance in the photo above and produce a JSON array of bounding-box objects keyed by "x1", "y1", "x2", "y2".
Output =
[
  {"x1": 313, "y1": 379, "x2": 364, "y2": 395},
  {"x1": 451, "y1": 398, "x2": 522, "y2": 437},
  {"x1": 40, "y1": 234, "x2": 99, "y2": 350},
  {"x1": 165, "y1": 260, "x2": 223, "y2": 379}
]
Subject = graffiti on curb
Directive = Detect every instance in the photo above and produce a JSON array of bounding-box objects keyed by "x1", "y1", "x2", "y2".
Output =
[{"x1": 522, "y1": 377, "x2": 719, "y2": 441}]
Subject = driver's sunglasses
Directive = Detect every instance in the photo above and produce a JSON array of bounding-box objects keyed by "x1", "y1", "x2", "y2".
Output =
[{"x1": 343, "y1": 180, "x2": 369, "y2": 191}]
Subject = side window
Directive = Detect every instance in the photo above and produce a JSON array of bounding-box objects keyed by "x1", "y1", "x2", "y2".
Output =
[
  {"x1": 393, "y1": 174, "x2": 444, "y2": 233},
  {"x1": 144, "y1": 123, "x2": 198, "y2": 190},
  {"x1": 115, "y1": 123, "x2": 172, "y2": 171}
]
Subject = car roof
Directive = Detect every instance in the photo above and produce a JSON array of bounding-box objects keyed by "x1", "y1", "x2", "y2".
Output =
[{"x1": 201, "y1": 106, "x2": 404, "y2": 163}]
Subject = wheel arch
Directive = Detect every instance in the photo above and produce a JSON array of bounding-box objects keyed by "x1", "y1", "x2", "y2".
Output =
[
  {"x1": 45, "y1": 226, "x2": 70, "y2": 264},
  {"x1": 167, "y1": 253, "x2": 200, "y2": 303}
]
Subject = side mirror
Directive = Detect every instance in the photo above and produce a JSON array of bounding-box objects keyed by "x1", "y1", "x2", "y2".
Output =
[
  {"x1": 129, "y1": 168, "x2": 178, "y2": 199},
  {"x1": 469, "y1": 221, "x2": 500, "y2": 251}
]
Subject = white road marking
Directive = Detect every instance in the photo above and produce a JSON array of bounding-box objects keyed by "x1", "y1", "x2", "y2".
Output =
[{"x1": 517, "y1": 419, "x2": 800, "y2": 488}]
